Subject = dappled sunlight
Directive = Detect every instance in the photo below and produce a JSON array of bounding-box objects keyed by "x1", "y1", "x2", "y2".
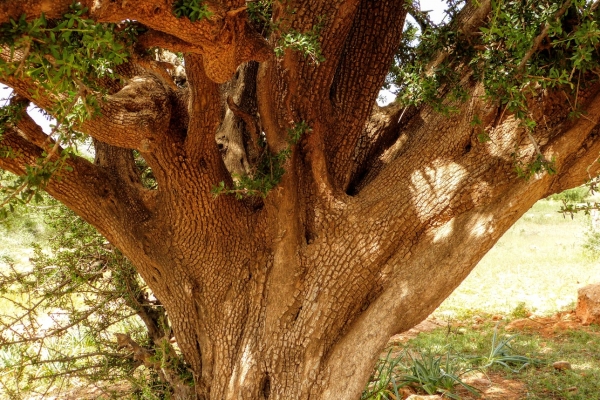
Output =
[
  {"x1": 466, "y1": 213, "x2": 494, "y2": 239},
  {"x1": 433, "y1": 219, "x2": 455, "y2": 243},
  {"x1": 409, "y1": 161, "x2": 467, "y2": 221}
]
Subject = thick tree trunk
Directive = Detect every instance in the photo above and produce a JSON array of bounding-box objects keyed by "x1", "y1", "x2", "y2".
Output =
[
  {"x1": 1, "y1": 1, "x2": 600, "y2": 399},
  {"x1": 83, "y1": 81, "x2": 598, "y2": 400}
]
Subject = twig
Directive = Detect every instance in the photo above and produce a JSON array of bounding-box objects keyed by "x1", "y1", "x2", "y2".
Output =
[{"x1": 517, "y1": 0, "x2": 573, "y2": 72}]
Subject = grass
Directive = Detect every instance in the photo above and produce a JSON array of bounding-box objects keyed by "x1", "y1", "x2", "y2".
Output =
[{"x1": 380, "y1": 320, "x2": 600, "y2": 399}]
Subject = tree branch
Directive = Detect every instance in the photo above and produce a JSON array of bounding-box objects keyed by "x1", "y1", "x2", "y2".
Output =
[
  {"x1": 83, "y1": 74, "x2": 173, "y2": 152},
  {"x1": 324, "y1": 0, "x2": 408, "y2": 191},
  {"x1": 517, "y1": 0, "x2": 573, "y2": 72},
  {"x1": 91, "y1": 1, "x2": 270, "y2": 83},
  {"x1": 0, "y1": 127, "x2": 153, "y2": 250},
  {"x1": 0, "y1": 0, "x2": 76, "y2": 24}
]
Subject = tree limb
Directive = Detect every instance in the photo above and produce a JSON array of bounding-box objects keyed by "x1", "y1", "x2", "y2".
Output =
[
  {"x1": 325, "y1": 0, "x2": 408, "y2": 191},
  {"x1": 91, "y1": 1, "x2": 270, "y2": 83},
  {"x1": 0, "y1": 0, "x2": 75, "y2": 24},
  {"x1": 517, "y1": 0, "x2": 573, "y2": 72},
  {"x1": 0, "y1": 127, "x2": 153, "y2": 249},
  {"x1": 83, "y1": 74, "x2": 173, "y2": 152}
]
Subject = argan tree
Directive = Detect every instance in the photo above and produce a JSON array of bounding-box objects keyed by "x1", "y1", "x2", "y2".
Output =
[{"x1": 1, "y1": 0, "x2": 599, "y2": 398}]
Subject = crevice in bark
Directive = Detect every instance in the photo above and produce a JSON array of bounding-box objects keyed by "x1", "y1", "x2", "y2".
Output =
[
  {"x1": 261, "y1": 373, "x2": 271, "y2": 399},
  {"x1": 464, "y1": 142, "x2": 472, "y2": 154}
]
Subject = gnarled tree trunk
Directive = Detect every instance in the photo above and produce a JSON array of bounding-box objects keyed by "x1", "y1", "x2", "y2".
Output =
[{"x1": 1, "y1": 0, "x2": 600, "y2": 399}]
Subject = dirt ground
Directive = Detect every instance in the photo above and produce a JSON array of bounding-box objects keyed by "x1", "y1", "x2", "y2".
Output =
[{"x1": 384, "y1": 310, "x2": 599, "y2": 400}]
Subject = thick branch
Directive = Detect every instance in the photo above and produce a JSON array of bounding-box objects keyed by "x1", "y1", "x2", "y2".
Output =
[
  {"x1": 0, "y1": 0, "x2": 76, "y2": 23},
  {"x1": 0, "y1": 127, "x2": 152, "y2": 251},
  {"x1": 325, "y1": 0, "x2": 408, "y2": 190},
  {"x1": 83, "y1": 74, "x2": 173, "y2": 152},
  {"x1": 91, "y1": 1, "x2": 270, "y2": 83}
]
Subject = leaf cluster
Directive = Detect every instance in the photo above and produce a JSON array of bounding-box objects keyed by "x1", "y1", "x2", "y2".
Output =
[
  {"x1": 391, "y1": 0, "x2": 600, "y2": 124},
  {"x1": 0, "y1": 3, "x2": 139, "y2": 215},
  {"x1": 172, "y1": 0, "x2": 212, "y2": 22},
  {"x1": 0, "y1": 3, "x2": 134, "y2": 120},
  {"x1": 247, "y1": 0, "x2": 325, "y2": 64},
  {"x1": 212, "y1": 121, "x2": 311, "y2": 199},
  {"x1": 388, "y1": 0, "x2": 600, "y2": 179}
]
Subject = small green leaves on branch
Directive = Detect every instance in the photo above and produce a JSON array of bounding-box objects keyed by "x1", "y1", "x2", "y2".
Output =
[
  {"x1": 212, "y1": 121, "x2": 311, "y2": 199},
  {"x1": 274, "y1": 17, "x2": 326, "y2": 64},
  {"x1": 389, "y1": 0, "x2": 599, "y2": 178},
  {"x1": 172, "y1": 0, "x2": 212, "y2": 22},
  {"x1": 511, "y1": 152, "x2": 556, "y2": 180},
  {"x1": 247, "y1": 1, "x2": 325, "y2": 64},
  {"x1": 0, "y1": 2, "x2": 138, "y2": 216},
  {"x1": 391, "y1": 0, "x2": 600, "y2": 122},
  {"x1": 0, "y1": 3, "x2": 134, "y2": 120}
]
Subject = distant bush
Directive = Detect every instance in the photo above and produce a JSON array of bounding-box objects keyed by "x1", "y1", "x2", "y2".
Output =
[
  {"x1": 583, "y1": 230, "x2": 600, "y2": 259},
  {"x1": 0, "y1": 200, "x2": 191, "y2": 398},
  {"x1": 546, "y1": 186, "x2": 590, "y2": 203}
]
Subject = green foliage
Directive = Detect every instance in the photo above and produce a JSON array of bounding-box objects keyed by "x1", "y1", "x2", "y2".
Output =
[
  {"x1": 363, "y1": 347, "x2": 479, "y2": 399},
  {"x1": 547, "y1": 185, "x2": 590, "y2": 203},
  {"x1": 583, "y1": 229, "x2": 600, "y2": 258},
  {"x1": 212, "y1": 121, "x2": 311, "y2": 199},
  {"x1": 469, "y1": 324, "x2": 546, "y2": 373},
  {"x1": 361, "y1": 350, "x2": 403, "y2": 400},
  {"x1": 512, "y1": 153, "x2": 557, "y2": 180},
  {"x1": 172, "y1": 0, "x2": 212, "y2": 22},
  {"x1": 363, "y1": 323, "x2": 547, "y2": 399},
  {"x1": 390, "y1": 0, "x2": 600, "y2": 176},
  {"x1": 393, "y1": 0, "x2": 600, "y2": 119},
  {"x1": 0, "y1": 200, "x2": 189, "y2": 397},
  {"x1": 0, "y1": 3, "x2": 139, "y2": 215},
  {"x1": 247, "y1": 1, "x2": 325, "y2": 64},
  {"x1": 401, "y1": 349, "x2": 479, "y2": 399},
  {"x1": 510, "y1": 302, "x2": 532, "y2": 319},
  {"x1": 274, "y1": 17, "x2": 326, "y2": 64},
  {"x1": 0, "y1": 3, "x2": 134, "y2": 120},
  {"x1": 133, "y1": 150, "x2": 158, "y2": 190}
]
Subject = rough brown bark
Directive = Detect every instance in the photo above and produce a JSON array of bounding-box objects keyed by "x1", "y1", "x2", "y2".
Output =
[{"x1": 1, "y1": 1, "x2": 600, "y2": 399}]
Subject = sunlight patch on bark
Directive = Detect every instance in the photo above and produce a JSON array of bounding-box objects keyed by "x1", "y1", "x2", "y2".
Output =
[
  {"x1": 433, "y1": 219, "x2": 455, "y2": 243},
  {"x1": 227, "y1": 343, "x2": 254, "y2": 394},
  {"x1": 409, "y1": 161, "x2": 467, "y2": 220},
  {"x1": 467, "y1": 213, "x2": 494, "y2": 238}
]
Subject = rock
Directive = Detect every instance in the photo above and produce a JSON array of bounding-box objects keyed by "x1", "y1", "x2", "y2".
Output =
[
  {"x1": 576, "y1": 283, "x2": 600, "y2": 325},
  {"x1": 552, "y1": 361, "x2": 572, "y2": 370},
  {"x1": 466, "y1": 377, "x2": 492, "y2": 387},
  {"x1": 492, "y1": 314, "x2": 504, "y2": 321},
  {"x1": 405, "y1": 395, "x2": 443, "y2": 400}
]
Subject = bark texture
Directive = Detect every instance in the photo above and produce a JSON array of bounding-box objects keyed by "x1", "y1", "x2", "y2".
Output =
[{"x1": 1, "y1": 1, "x2": 600, "y2": 399}]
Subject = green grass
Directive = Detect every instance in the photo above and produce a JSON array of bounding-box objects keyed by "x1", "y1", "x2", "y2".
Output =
[{"x1": 384, "y1": 321, "x2": 600, "y2": 399}]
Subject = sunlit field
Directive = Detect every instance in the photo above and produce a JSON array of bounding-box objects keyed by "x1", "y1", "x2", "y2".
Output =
[{"x1": 436, "y1": 198, "x2": 600, "y2": 317}]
